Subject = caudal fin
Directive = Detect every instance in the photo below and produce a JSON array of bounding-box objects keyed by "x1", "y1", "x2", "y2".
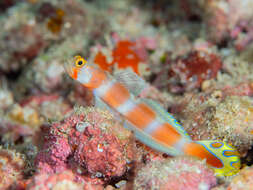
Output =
[{"x1": 183, "y1": 141, "x2": 241, "y2": 177}]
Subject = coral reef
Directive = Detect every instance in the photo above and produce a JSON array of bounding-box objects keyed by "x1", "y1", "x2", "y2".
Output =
[
  {"x1": 134, "y1": 156, "x2": 217, "y2": 190},
  {"x1": 26, "y1": 170, "x2": 104, "y2": 190},
  {"x1": 172, "y1": 93, "x2": 253, "y2": 155},
  {"x1": 0, "y1": 94, "x2": 72, "y2": 145},
  {"x1": 167, "y1": 50, "x2": 222, "y2": 93},
  {"x1": 35, "y1": 107, "x2": 134, "y2": 184},
  {"x1": 199, "y1": 0, "x2": 253, "y2": 50},
  {"x1": 0, "y1": 0, "x2": 253, "y2": 189}
]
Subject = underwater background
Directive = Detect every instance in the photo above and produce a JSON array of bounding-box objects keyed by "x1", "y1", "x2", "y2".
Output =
[{"x1": 0, "y1": 0, "x2": 253, "y2": 189}]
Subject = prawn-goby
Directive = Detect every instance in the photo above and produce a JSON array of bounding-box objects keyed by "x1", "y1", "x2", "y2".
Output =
[
  {"x1": 65, "y1": 55, "x2": 241, "y2": 177},
  {"x1": 65, "y1": 55, "x2": 106, "y2": 89}
]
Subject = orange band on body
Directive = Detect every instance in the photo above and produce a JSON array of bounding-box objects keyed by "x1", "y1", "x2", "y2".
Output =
[
  {"x1": 102, "y1": 82, "x2": 130, "y2": 108},
  {"x1": 183, "y1": 142, "x2": 223, "y2": 168},
  {"x1": 85, "y1": 68, "x2": 107, "y2": 89},
  {"x1": 125, "y1": 103, "x2": 156, "y2": 130},
  {"x1": 151, "y1": 123, "x2": 181, "y2": 147}
]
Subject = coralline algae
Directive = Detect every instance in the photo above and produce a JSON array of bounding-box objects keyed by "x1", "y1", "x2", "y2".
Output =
[
  {"x1": 35, "y1": 107, "x2": 134, "y2": 184},
  {"x1": 134, "y1": 156, "x2": 217, "y2": 190}
]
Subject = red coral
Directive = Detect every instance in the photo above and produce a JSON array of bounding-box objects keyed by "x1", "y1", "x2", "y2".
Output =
[
  {"x1": 94, "y1": 39, "x2": 150, "y2": 75},
  {"x1": 112, "y1": 40, "x2": 142, "y2": 74},
  {"x1": 94, "y1": 51, "x2": 112, "y2": 72},
  {"x1": 168, "y1": 51, "x2": 222, "y2": 92}
]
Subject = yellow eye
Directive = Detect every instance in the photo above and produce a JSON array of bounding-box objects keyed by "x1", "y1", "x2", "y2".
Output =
[{"x1": 74, "y1": 56, "x2": 87, "y2": 68}]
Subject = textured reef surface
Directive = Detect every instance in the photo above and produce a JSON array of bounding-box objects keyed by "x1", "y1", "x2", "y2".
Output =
[{"x1": 0, "y1": 0, "x2": 253, "y2": 189}]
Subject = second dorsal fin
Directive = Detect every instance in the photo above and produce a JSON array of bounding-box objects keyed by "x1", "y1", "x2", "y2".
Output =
[{"x1": 114, "y1": 68, "x2": 149, "y2": 97}]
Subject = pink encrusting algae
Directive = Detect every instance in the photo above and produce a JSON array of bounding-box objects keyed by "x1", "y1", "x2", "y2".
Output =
[
  {"x1": 134, "y1": 156, "x2": 217, "y2": 190},
  {"x1": 26, "y1": 170, "x2": 104, "y2": 190},
  {"x1": 35, "y1": 107, "x2": 134, "y2": 184}
]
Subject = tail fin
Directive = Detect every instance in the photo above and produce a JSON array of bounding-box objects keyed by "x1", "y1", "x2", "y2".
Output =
[{"x1": 184, "y1": 141, "x2": 240, "y2": 177}]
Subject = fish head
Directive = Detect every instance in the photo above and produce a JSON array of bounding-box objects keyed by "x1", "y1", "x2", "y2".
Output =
[
  {"x1": 65, "y1": 55, "x2": 88, "y2": 80},
  {"x1": 65, "y1": 55, "x2": 107, "y2": 89}
]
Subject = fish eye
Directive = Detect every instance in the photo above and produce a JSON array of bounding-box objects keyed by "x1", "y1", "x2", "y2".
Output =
[
  {"x1": 74, "y1": 56, "x2": 87, "y2": 68},
  {"x1": 77, "y1": 60, "x2": 83, "y2": 66}
]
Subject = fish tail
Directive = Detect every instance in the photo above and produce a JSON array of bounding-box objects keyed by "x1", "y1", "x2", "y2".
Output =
[
  {"x1": 183, "y1": 141, "x2": 224, "y2": 168},
  {"x1": 196, "y1": 140, "x2": 241, "y2": 176}
]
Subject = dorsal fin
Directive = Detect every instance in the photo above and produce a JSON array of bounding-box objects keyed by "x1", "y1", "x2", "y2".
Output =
[{"x1": 114, "y1": 68, "x2": 149, "y2": 97}]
